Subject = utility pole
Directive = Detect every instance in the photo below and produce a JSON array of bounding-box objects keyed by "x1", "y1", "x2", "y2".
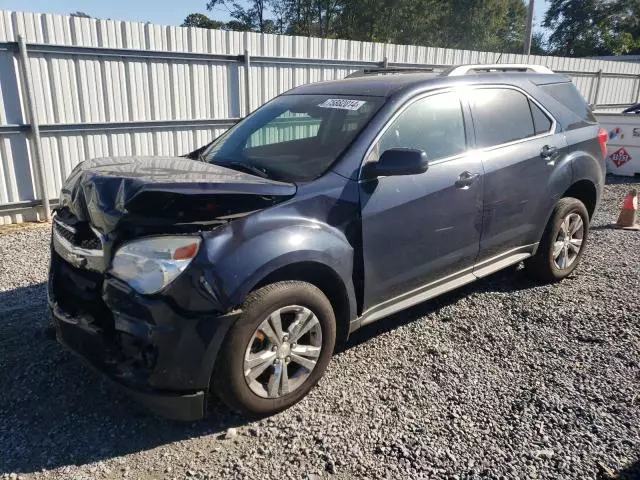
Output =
[{"x1": 523, "y1": 0, "x2": 535, "y2": 55}]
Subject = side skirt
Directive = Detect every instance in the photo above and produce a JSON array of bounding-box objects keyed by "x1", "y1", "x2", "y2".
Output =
[{"x1": 349, "y1": 244, "x2": 537, "y2": 333}]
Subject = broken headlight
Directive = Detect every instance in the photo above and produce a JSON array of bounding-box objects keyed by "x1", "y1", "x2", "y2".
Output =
[{"x1": 110, "y1": 236, "x2": 201, "y2": 294}]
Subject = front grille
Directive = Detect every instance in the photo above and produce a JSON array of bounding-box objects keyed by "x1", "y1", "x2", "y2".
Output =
[
  {"x1": 51, "y1": 251, "x2": 113, "y2": 328},
  {"x1": 54, "y1": 210, "x2": 102, "y2": 250}
]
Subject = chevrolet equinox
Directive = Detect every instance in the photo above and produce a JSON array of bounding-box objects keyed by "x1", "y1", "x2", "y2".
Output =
[{"x1": 49, "y1": 64, "x2": 607, "y2": 420}]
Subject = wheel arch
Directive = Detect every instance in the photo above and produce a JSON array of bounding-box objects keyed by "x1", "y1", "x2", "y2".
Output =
[{"x1": 562, "y1": 179, "x2": 598, "y2": 219}]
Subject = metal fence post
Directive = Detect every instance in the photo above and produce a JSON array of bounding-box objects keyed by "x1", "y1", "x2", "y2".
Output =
[
  {"x1": 592, "y1": 69, "x2": 603, "y2": 109},
  {"x1": 17, "y1": 35, "x2": 51, "y2": 222},
  {"x1": 243, "y1": 49, "x2": 251, "y2": 117},
  {"x1": 635, "y1": 74, "x2": 640, "y2": 103}
]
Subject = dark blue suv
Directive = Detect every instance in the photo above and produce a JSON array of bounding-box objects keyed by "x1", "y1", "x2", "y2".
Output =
[{"x1": 49, "y1": 64, "x2": 608, "y2": 420}]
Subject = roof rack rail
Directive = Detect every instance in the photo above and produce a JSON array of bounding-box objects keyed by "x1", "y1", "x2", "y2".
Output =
[
  {"x1": 444, "y1": 64, "x2": 554, "y2": 76},
  {"x1": 346, "y1": 66, "x2": 436, "y2": 78}
]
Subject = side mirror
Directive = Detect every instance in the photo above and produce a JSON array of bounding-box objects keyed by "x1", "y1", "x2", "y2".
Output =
[{"x1": 363, "y1": 148, "x2": 429, "y2": 179}]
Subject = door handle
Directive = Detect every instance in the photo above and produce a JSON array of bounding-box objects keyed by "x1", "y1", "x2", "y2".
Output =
[
  {"x1": 541, "y1": 145, "x2": 558, "y2": 162},
  {"x1": 455, "y1": 171, "x2": 480, "y2": 189}
]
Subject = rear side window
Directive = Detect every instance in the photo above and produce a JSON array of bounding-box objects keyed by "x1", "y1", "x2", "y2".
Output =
[
  {"x1": 469, "y1": 88, "x2": 535, "y2": 148},
  {"x1": 540, "y1": 82, "x2": 596, "y2": 126}
]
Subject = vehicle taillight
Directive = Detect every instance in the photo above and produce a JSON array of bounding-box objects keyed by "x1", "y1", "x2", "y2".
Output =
[{"x1": 598, "y1": 128, "x2": 608, "y2": 159}]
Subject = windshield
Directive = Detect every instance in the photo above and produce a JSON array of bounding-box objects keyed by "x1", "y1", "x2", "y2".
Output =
[{"x1": 202, "y1": 94, "x2": 384, "y2": 182}]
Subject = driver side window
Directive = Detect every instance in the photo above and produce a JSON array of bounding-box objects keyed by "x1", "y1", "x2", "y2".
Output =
[{"x1": 367, "y1": 92, "x2": 466, "y2": 163}]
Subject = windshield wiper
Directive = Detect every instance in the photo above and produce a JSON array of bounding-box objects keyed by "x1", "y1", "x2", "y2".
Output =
[{"x1": 219, "y1": 161, "x2": 270, "y2": 179}]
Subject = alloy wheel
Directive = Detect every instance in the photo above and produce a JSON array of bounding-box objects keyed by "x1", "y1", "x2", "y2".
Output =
[
  {"x1": 553, "y1": 212, "x2": 584, "y2": 270},
  {"x1": 243, "y1": 305, "x2": 323, "y2": 398}
]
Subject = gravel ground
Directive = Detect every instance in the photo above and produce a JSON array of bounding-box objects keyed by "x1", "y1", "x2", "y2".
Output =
[{"x1": 1, "y1": 176, "x2": 639, "y2": 480}]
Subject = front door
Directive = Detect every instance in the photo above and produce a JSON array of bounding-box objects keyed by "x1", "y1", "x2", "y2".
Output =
[{"x1": 359, "y1": 91, "x2": 484, "y2": 311}]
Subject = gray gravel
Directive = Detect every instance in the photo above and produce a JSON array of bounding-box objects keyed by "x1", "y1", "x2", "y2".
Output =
[{"x1": 1, "y1": 177, "x2": 639, "y2": 480}]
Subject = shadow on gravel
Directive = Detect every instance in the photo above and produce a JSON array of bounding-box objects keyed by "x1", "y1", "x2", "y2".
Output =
[
  {"x1": 0, "y1": 283, "x2": 246, "y2": 475},
  {"x1": 620, "y1": 460, "x2": 640, "y2": 480},
  {"x1": 343, "y1": 265, "x2": 541, "y2": 352},
  {"x1": 594, "y1": 458, "x2": 640, "y2": 480}
]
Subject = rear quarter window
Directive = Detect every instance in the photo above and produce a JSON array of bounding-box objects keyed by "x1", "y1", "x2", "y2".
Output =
[
  {"x1": 530, "y1": 100, "x2": 553, "y2": 135},
  {"x1": 539, "y1": 82, "x2": 596, "y2": 128}
]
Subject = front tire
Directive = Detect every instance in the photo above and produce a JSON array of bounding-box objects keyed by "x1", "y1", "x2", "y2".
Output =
[
  {"x1": 212, "y1": 281, "x2": 336, "y2": 417},
  {"x1": 525, "y1": 197, "x2": 589, "y2": 282}
]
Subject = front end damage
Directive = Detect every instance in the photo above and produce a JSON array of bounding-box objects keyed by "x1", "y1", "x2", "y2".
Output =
[{"x1": 48, "y1": 156, "x2": 296, "y2": 420}]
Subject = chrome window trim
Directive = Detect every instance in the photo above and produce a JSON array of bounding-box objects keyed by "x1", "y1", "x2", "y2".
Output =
[{"x1": 359, "y1": 83, "x2": 559, "y2": 180}]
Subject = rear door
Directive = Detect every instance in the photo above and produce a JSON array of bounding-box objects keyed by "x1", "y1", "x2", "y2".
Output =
[{"x1": 467, "y1": 86, "x2": 567, "y2": 265}]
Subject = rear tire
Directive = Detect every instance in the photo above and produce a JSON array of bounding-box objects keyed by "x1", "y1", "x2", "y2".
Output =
[
  {"x1": 212, "y1": 281, "x2": 336, "y2": 417},
  {"x1": 525, "y1": 197, "x2": 589, "y2": 282}
]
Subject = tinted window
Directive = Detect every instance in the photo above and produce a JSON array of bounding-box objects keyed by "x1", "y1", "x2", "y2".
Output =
[
  {"x1": 540, "y1": 82, "x2": 597, "y2": 125},
  {"x1": 370, "y1": 92, "x2": 466, "y2": 163},
  {"x1": 470, "y1": 88, "x2": 535, "y2": 148},
  {"x1": 529, "y1": 100, "x2": 552, "y2": 134},
  {"x1": 203, "y1": 94, "x2": 384, "y2": 182}
]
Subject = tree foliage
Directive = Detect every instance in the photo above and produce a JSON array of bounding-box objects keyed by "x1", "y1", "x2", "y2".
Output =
[
  {"x1": 205, "y1": 0, "x2": 280, "y2": 33},
  {"x1": 182, "y1": 13, "x2": 225, "y2": 29},
  {"x1": 183, "y1": 0, "x2": 533, "y2": 53},
  {"x1": 544, "y1": 0, "x2": 640, "y2": 56},
  {"x1": 181, "y1": 0, "x2": 639, "y2": 57}
]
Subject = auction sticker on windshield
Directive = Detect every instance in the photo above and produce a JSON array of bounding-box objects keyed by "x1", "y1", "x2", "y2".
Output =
[{"x1": 318, "y1": 98, "x2": 366, "y2": 111}]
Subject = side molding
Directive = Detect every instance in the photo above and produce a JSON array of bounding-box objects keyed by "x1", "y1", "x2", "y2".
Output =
[{"x1": 351, "y1": 244, "x2": 537, "y2": 332}]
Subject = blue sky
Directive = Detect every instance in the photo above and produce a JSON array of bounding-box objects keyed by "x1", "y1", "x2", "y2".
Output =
[{"x1": 0, "y1": 0, "x2": 550, "y2": 30}]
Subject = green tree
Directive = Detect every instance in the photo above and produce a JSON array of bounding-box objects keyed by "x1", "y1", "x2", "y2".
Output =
[
  {"x1": 182, "y1": 13, "x2": 225, "y2": 29},
  {"x1": 335, "y1": 0, "x2": 529, "y2": 52},
  {"x1": 607, "y1": 0, "x2": 640, "y2": 54},
  {"x1": 187, "y1": 0, "x2": 537, "y2": 54},
  {"x1": 543, "y1": 0, "x2": 640, "y2": 56},
  {"x1": 207, "y1": 0, "x2": 272, "y2": 32},
  {"x1": 543, "y1": 0, "x2": 616, "y2": 56},
  {"x1": 530, "y1": 32, "x2": 548, "y2": 55}
]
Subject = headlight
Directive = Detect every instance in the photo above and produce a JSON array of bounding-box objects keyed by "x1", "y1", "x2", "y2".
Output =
[{"x1": 110, "y1": 236, "x2": 201, "y2": 294}]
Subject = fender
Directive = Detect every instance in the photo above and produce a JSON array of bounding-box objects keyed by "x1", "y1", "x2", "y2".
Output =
[
  {"x1": 565, "y1": 125, "x2": 606, "y2": 194},
  {"x1": 201, "y1": 213, "x2": 358, "y2": 318}
]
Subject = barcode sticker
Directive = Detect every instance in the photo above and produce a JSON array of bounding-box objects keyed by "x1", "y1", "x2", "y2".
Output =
[{"x1": 318, "y1": 98, "x2": 366, "y2": 111}]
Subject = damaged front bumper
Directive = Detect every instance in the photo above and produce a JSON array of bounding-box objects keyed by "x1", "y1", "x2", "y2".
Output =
[{"x1": 48, "y1": 250, "x2": 239, "y2": 421}]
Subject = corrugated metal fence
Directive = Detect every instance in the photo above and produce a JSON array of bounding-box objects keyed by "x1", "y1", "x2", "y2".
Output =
[{"x1": 1, "y1": 10, "x2": 640, "y2": 224}]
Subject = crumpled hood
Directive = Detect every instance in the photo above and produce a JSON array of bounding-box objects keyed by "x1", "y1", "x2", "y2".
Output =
[{"x1": 59, "y1": 156, "x2": 296, "y2": 233}]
